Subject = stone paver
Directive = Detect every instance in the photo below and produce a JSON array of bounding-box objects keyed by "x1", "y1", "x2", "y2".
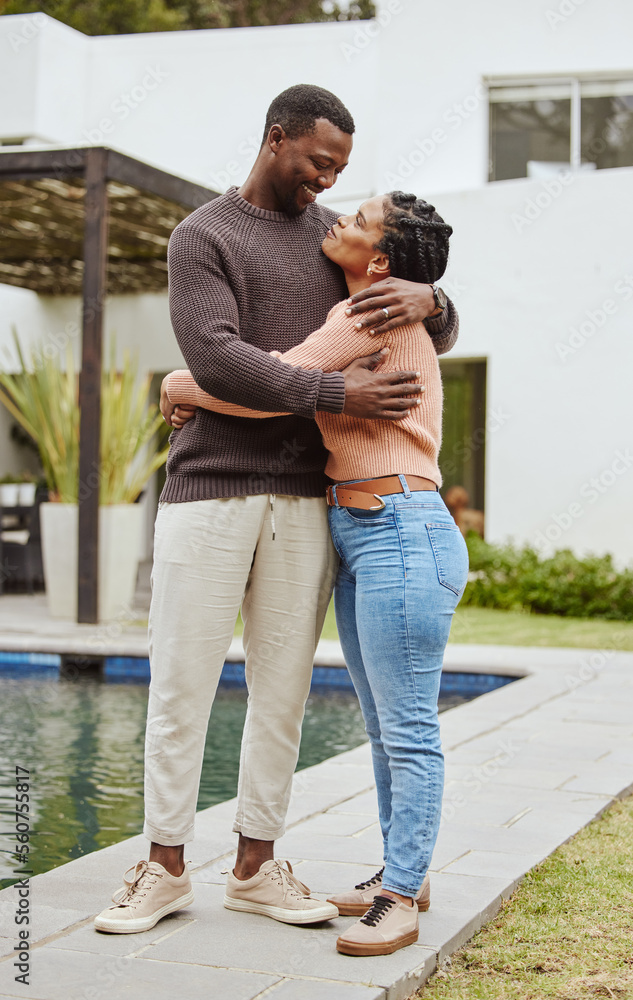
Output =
[
  {"x1": 441, "y1": 849, "x2": 546, "y2": 881},
  {"x1": 262, "y1": 980, "x2": 386, "y2": 999},
  {"x1": 278, "y1": 825, "x2": 385, "y2": 865},
  {"x1": 47, "y1": 916, "x2": 195, "y2": 956},
  {"x1": 0, "y1": 936, "x2": 14, "y2": 960},
  {"x1": 0, "y1": 948, "x2": 280, "y2": 1000},
  {"x1": 560, "y1": 763, "x2": 633, "y2": 797},
  {"x1": 415, "y1": 871, "x2": 516, "y2": 961},
  {"x1": 0, "y1": 898, "x2": 89, "y2": 946},
  {"x1": 132, "y1": 881, "x2": 436, "y2": 990},
  {"x1": 328, "y1": 788, "x2": 380, "y2": 816},
  {"x1": 0, "y1": 640, "x2": 632, "y2": 999}
]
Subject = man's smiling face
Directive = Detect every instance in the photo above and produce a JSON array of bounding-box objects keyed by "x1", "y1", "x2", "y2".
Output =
[{"x1": 269, "y1": 118, "x2": 352, "y2": 217}]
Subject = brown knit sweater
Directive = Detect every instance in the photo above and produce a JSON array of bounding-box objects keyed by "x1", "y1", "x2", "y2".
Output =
[
  {"x1": 163, "y1": 186, "x2": 458, "y2": 501},
  {"x1": 167, "y1": 301, "x2": 444, "y2": 486}
]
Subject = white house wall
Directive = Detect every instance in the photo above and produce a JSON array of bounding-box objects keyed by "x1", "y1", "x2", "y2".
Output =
[
  {"x1": 436, "y1": 166, "x2": 632, "y2": 564},
  {"x1": 374, "y1": 0, "x2": 633, "y2": 197},
  {"x1": 2, "y1": 3, "x2": 633, "y2": 196},
  {"x1": 0, "y1": 4, "x2": 629, "y2": 562},
  {"x1": 1, "y1": 14, "x2": 88, "y2": 143},
  {"x1": 83, "y1": 20, "x2": 379, "y2": 206}
]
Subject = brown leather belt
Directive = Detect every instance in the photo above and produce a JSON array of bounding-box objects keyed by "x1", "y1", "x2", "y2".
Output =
[{"x1": 326, "y1": 475, "x2": 438, "y2": 511}]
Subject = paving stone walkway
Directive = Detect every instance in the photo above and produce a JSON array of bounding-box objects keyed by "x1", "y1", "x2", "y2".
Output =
[{"x1": 0, "y1": 608, "x2": 632, "y2": 998}]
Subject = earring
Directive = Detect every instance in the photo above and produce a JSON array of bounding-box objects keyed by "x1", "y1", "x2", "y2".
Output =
[{"x1": 367, "y1": 267, "x2": 373, "y2": 276}]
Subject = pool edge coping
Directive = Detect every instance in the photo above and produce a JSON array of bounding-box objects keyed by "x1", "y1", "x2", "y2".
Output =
[{"x1": 1, "y1": 644, "x2": 632, "y2": 999}]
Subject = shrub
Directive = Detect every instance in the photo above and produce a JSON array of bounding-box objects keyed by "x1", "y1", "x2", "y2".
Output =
[{"x1": 463, "y1": 535, "x2": 633, "y2": 621}]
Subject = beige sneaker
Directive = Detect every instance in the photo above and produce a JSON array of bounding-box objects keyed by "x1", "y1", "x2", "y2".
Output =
[
  {"x1": 336, "y1": 894, "x2": 419, "y2": 956},
  {"x1": 94, "y1": 860, "x2": 194, "y2": 933},
  {"x1": 328, "y1": 868, "x2": 430, "y2": 916},
  {"x1": 224, "y1": 859, "x2": 339, "y2": 925}
]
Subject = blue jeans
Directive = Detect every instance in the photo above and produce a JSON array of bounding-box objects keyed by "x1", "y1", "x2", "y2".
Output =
[{"x1": 328, "y1": 482, "x2": 469, "y2": 897}]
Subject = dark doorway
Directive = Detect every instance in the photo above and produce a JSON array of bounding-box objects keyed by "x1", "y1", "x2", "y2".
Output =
[{"x1": 439, "y1": 358, "x2": 487, "y2": 513}]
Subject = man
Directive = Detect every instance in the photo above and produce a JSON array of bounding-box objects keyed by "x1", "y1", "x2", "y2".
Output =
[{"x1": 94, "y1": 84, "x2": 458, "y2": 934}]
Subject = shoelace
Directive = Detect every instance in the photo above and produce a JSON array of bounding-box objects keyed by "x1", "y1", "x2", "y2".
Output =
[
  {"x1": 111, "y1": 860, "x2": 163, "y2": 908},
  {"x1": 354, "y1": 867, "x2": 385, "y2": 891},
  {"x1": 360, "y1": 894, "x2": 397, "y2": 927},
  {"x1": 267, "y1": 860, "x2": 312, "y2": 901}
]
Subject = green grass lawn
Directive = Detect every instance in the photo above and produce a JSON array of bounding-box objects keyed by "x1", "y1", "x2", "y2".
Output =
[
  {"x1": 233, "y1": 603, "x2": 633, "y2": 651},
  {"x1": 411, "y1": 794, "x2": 633, "y2": 1000},
  {"x1": 448, "y1": 606, "x2": 633, "y2": 651}
]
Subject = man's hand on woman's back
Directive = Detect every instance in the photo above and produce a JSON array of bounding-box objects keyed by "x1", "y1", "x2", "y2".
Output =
[{"x1": 342, "y1": 349, "x2": 424, "y2": 421}]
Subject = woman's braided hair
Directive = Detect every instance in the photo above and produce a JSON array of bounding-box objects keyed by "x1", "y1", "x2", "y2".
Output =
[{"x1": 376, "y1": 191, "x2": 452, "y2": 284}]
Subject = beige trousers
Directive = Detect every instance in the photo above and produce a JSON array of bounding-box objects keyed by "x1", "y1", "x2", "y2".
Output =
[{"x1": 144, "y1": 494, "x2": 338, "y2": 846}]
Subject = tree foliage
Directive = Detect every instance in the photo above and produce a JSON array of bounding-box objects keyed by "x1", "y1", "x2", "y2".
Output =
[{"x1": 0, "y1": 0, "x2": 376, "y2": 33}]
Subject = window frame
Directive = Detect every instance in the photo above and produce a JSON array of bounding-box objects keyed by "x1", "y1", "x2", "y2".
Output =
[{"x1": 485, "y1": 71, "x2": 633, "y2": 181}]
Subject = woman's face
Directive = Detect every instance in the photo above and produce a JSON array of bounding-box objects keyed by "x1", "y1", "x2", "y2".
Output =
[{"x1": 321, "y1": 195, "x2": 388, "y2": 279}]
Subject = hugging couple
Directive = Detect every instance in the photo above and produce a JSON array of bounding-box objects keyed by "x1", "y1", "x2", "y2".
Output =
[{"x1": 94, "y1": 84, "x2": 468, "y2": 957}]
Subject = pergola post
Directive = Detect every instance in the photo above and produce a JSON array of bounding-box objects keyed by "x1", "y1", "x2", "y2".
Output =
[
  {"x1": 77, "y1": 148, "x2": 109, "y2": 623},
  {"x1": 0, "y1": 145, "x2": 216, "y2": 622}
]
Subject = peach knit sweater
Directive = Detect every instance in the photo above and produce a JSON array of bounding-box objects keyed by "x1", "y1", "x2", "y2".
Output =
[{"x1": 166, "y1": 301, "x2": 443, "y2": 487}]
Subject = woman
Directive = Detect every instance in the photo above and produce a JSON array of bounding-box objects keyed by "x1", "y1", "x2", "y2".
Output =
[{"x1": 162, "y1": 191, "x2": 469, "y2": 956}]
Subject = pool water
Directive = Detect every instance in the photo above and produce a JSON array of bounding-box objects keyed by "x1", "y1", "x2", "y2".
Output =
[{"x1": 0, "y1": 674, "x2": 482, "y2": 888}]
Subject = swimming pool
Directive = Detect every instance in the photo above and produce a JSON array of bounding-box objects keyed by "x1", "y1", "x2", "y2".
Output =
[{"x1": 0, "y1": 658, "x2": 514, "y2": 888}]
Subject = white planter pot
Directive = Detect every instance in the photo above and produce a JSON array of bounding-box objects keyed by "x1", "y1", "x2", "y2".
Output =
[
  {"x1": 40, "y1": 503, "x2": 144, "y2": 622},
  {"x1": 0, "y1": 483, "x2": 20, "y2": 506},
  {"x1": 18, "y1": 483, "x2": 36, "y2": 506}
]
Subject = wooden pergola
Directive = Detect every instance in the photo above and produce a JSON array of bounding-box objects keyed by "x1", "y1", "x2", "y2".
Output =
[{"x1": 0, "y1": 146, "x2": 218, "y2": 623}]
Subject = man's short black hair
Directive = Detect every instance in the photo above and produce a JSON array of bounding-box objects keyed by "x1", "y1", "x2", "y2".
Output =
[{"x1": 262, "y1": 84, "x2": 355, "y2": 145}]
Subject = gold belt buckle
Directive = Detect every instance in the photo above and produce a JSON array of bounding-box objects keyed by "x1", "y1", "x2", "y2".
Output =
[{"x1": 369, "y1": 494, "x2": 386, "y2": 511}]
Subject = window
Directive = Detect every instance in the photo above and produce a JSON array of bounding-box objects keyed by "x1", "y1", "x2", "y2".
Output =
[
  {"x1": 488, "y1": 76, "x2": 633, "y2": 181},
  {"x1": 438, "y1": 359, "x2": 486, "y2": 514}
]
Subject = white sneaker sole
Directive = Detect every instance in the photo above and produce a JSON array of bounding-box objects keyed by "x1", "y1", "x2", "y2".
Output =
[
  {"x1": 94, "y1": 889, "x2": 195, "y2": 934},
  {"x1": 223, "y1": 894, "x2": 338, "y2": 924}
]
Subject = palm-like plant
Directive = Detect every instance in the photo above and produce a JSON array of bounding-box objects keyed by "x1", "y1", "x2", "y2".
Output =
[{"x1": 0, "y1": 330, "x2": 168, "y2": 504}]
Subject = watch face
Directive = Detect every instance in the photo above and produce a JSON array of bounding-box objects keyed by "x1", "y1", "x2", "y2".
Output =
[{"x1": 434, "y1": 285, "x2": 448, "y2": 310}]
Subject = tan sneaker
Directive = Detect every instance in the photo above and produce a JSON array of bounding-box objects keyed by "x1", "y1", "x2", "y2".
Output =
[
  {"x1": 224, "y1": 859, "x2": 339, "y2": 925},
  {"x1": 328, "y1": 868, "x2": 430, "y2": 916},
  {"x1": 336, "y1": 894, "x2": 419, "y2": 956},
  {"x1": 94, "y1": 860, "x2": 194, "y2": 933}
]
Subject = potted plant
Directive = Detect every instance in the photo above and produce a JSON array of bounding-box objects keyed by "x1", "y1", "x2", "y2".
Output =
[
  {"x1": 0, "y1": 332, "x2": 169, "y2": 621},
  {"x1": 0, "y1": 472, "x2": 37, "y2": 508},
  {"x1": 0, "y1": 474, "x2": 21, "y2": 507},
  {"x1": 18, "y1": 473, "x2": 37, "y2": 506}
]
